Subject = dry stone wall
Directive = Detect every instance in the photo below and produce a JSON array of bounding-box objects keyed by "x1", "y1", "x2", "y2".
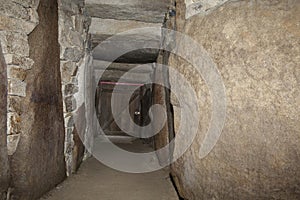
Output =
[
  {"x1": 0, "y1": 1, "x2": 92, "y2": 195},
  {"x1": 0, "y1": 0, "x2": 39, "y2": 158},
  {"x1": 169, "y1": 0, "x2": 300, "y2": 199},
  {"x1": 0, "y1": 1, "x2": 40, "y2": 198},
  {"x1": 0, "y1": 0, "x2": 93, "y2": 198},
  {"x1": 58, "y1": 0, "x2": 91, "y2": 176}
]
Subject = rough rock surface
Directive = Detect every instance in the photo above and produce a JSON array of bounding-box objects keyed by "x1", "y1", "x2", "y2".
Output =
[
  {"x1": 91, "y1": 20, "x2": 161, "y2": 63},
  {"x1": 0, "y1": 0, "x2": 43, "y2": 197},
  {"x1": 86, "y1": 0, "x2": 171, "y2": 23},
  {"x1": 0, "y1": 44, "x2": 9, "y2": 200},
  {"x1": 93, "y1": 60, "x2": 154, "y2": 73},
  {"x1": 185, "y1": 0, "x2": 230, "y2": 19},
  {"x1": 153, "y1": 63, "x2": 171, "y2": 166},
  {"x1": 169, "y1": 1, "x2": 300, "y2": 199},
  {"x1": 95, "y1": 69, "x2": 152, "y2": 83},
  {"x1": 0, "y1": 0, "x2": 39, "y2": 152},
  {"x1": 58, "y1": 0, "x2": 91, "y2": 176},
  {"x1": 9, "y1": 0, "x2": 66, "y2": 199}
]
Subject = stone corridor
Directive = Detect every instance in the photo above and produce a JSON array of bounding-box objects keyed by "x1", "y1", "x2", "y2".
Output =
[
  {"x1": 41, "y1": 140, "x2": 178, "y2": 200},
  {"x1": 0, "y1": 0, "x2": 300, "y2": 200}
]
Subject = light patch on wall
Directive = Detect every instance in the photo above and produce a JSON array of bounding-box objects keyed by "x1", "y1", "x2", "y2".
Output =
[
  {"x1": 185, "y1": 0, "x2": 230, "y2": 19},
  {"x1": 7, "y1": 134, "x2": 20, "y2": 156}
]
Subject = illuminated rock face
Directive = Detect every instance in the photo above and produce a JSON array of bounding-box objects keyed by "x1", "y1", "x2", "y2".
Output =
[
  {"x1": 58, "y1": 0, "x2": 90, "y2": 177},
  {"x1": 86, "y1": 0, "x2": 170, "y2": 23},
  {"x1": 169, "y1": 1, "x2": 300, "y2": 199}
]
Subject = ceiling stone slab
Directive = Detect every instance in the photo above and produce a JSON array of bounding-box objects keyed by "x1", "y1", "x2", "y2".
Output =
[
  {"x1": 92, "y1": 28, "x2": 161, "y2": 63},
  {"x1": 89, "y1": 18, "x2": 162, "y2": 36},
  {"x1": 85, "y1": 5, "x2": 166, "y2": 23},
  {"x1": 93, "y1": 60, "x2": 154, "y2": 73},
  {"x1": 86, "y1": 0, "x2": 171, "y2": 23},
  {"x1": 88, "y1": 1, "x2": 170, "y2": 64},
  {"x1": 94, "y1": 69, "x2": 152, "y2": 83},
  {"x1": 93, "y1": 47, "x2": 159, "y2": 64}
]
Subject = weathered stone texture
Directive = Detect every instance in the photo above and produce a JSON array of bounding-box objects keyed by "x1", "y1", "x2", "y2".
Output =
[
  {"x1": 185, "y1": 0, "x2": 230, "y2": 19},
  {"x1": 0, "y1": 44, "x2": 9, "y2": 200},
  {"x1": 0, "y1": 15, "x2": 36, "y2": 35},
  {"x1": 8, "y1": 79, "x2": 27, "y2": 97},
  {"x1": 58, "y1": 0, "x2": 91, "y2": 176},
  {"x1": 169, "y1": 0, "x2": 300, "y2": 199},
  {"x1": 0, "y1": 0, "x2": 39, "y2": 147},
  {"x1": 153, "y1": 64, "x2": 171, "y2": 166},
  {"x1": 0, "y1": 2, "x2": 42, "y2": 197},
  {"x1": 9, "y1": 0, "x2": 66, "y2": 199},
  {"x1": 86, "y1": 0, "x2": 171, "y2": 23},
  {"x1": 0, "y1": 32, "x2": 30, "y2": 56}
]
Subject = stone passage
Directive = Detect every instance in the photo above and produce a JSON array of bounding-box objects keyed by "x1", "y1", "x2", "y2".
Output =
[
  {"x1": 0, "y1": 0, "x2": 299, "y2": 200},
  {"x1": 41, "y1": 141, "x2": 179, "y2": 200}
]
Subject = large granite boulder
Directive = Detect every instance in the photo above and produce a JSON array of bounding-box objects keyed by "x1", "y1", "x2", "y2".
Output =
[{"x1": 169, "y1": 1, "x2": 300, "y2": 199}]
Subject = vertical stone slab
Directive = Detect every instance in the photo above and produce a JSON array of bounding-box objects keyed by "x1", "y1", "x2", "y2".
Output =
[
  {"x1": 9, "y1": 0, "x2": 66, "y2": 199},
  {"x1": 169, "y1": 1, "x2": 300, "y2": 199},
  {"x1": 0, "y1": 44, "x2": 9, "y2": 200},
  {"x1": 71, "y1": 127, "x2": 85, "y2": 172},
  {"x1": 153, "y1": 64, "x2": 170, "y2": 165}
]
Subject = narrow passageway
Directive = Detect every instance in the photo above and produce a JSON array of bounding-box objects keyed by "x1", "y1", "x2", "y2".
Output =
[
  {"x1": 1, "y1": 0, "x2": 299, "y2": 199},
  {"x1": 41, "y1": 139, "x2": 179, "y2": 200},
  {"x1": 43, "y1": 1, "x2": 177, "y2": 199}
]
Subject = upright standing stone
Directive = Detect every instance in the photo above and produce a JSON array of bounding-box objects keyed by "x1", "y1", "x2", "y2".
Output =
[
  {"x1": 9, "y1": 0, "x2": 66, "y2": 199},
  {"x1": 0, "y1": 44, "x2": 9, "y2": 199}
]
